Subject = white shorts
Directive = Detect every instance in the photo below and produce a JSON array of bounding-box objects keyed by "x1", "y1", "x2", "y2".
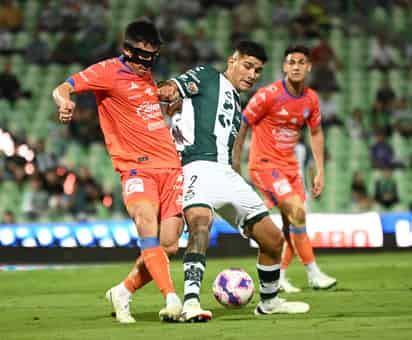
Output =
[{"x1": 182, "y1": 161, "x2": 268, "y2": 229}]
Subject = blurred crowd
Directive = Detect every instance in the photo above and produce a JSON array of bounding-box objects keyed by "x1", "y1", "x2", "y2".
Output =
[{"x1": 1, "y1": 0, "x2": 412, "y2": 224}]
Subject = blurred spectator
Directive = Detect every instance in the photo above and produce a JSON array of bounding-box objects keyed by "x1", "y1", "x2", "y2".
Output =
[
  {"x1": 0, "y1": 63, "x2": 31, "y2": 104},
  {"x1": 311, "y1": 36, "x2": 341, "y2": 70},
  {"x1": 310, "y1": 62, "x2": 340, "y2": 93},
  {"x1": 1, "y1": 210, "x2": 16, "y2": 224},
  {"x1": 233, "y1": 0, "x2": 263, "y2": 31},
  {"x1": 38, "y1": 0, "x2": 62, "y2": 32},
  {"x1": 21, "y1": 174, "x2": 49, "y2": 221},
  {"x1": 272, "y1": 0, "x2": 291, "y2": 26},
  {"x1": 350, "y1": 171, "x2": 373, "y2": 212},
  {"x1": 392, "y1": 97, "x2": 412, "y2": 137},
  {"x1": 345, "y1": 108, "x2": 369, "y2": 140},
  {"x1": 318, "y1": 91, "x2": 343, "y2": 129},
  {"x1": 376, "y1": 77, "x2": 396, "y2": 112},
  {"x1": 68, "y1": 93, "x2": 102, "y2": 145},
  {"x1": 368, "y1": 33, "x2": 398, "y2": 72},
  {"x1": 193, "y1": 27, "x2": 220, "y2": 64},
  {"x1": 25, "y1": 30, "x2": 50, "y2": 66},
  {"x1": 374, "y1": 167, "x2": 399, "y2": 209},
  {"x1": 0, "y1": 0, "x2": 23, "y2": 32},
  {"x1": 51, "y1": 32, "x2": 78, "y2": 65},
  {"x1": 169, "y1": 32, "x2": 199, "y2": 72},
  {"x1": 76, "y1": 25, "x2": 109, "y2": 65},
  {"x1": 369, "y1": 100, "x2": 392, "y2": 137},
  {"x1": 370, "y1": 129, "x2": 404, "y2": 169},
  {"x1": 79, "y1": 0, "x2": 109, "y2": 30},
  {"x1": 0, "y1": 28, "x2": 13, "y2": 54},
  {"x1": 33, "y1": 139, "x2": 58, "y2": 173}
]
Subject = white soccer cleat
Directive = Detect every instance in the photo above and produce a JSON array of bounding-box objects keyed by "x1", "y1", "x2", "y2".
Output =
[
  {"x1": 105, "y1": 287, "x2": 136, "y2": 324},
  {"x1": 308, "y1": 272, "x2": 337, "y2": 290},
  {"x1": 254, "y1": 296, "x2": 310, "y2": 315},
  {"x1": 159, "y1": 294, "x2": 183, "y2": 322},
  {"x1": 279, "y1": 277, "x2": 302, "y2": 293},
  {"x1": 180, "y1": 299, "x2": 212, "y2": 322}
]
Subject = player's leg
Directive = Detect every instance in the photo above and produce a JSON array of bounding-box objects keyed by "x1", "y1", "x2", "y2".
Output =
[
  {"x1": 244, "y1": 216, "x2": 309, "y2": 314},
  {"x1": 249, "y1": 169, "x2": 299, "y2": 293},
  {"x1": 279, "y1": 214, "x2": 301, "y2": 293},
  {"x1": 157, "y1": 215, "x2": 184, "y2": 321},
  {"x1": 180, "y1": 206, "x2": 213, "y2": 322},
  {"x1": 226, "y1": 169, "x2": 309, "y2": 314},
  {"x1": 280, "y1": 195, "x2": 336, "y2": 289}
]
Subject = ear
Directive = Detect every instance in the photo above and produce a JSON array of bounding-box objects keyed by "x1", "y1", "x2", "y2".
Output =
[
  {"x1": 282, "y1": 62, "x2": 287, "y2": 73},
  {"x1": 307, "y1": 62, "x2": 312, "y2": 73},
  {"x1": 123, "y1": 48, "x2": 131, "y2": 57}
]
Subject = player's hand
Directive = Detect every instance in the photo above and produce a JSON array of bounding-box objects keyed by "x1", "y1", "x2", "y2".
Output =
[
  {"x1": 158, "y1": 81, "x2": 180, "y2": 102},
  {"x1": 58, "y1": 100, "x2": 76, "y2": 123},
  {"x1": 311, "y1": 171, "x2": 324, "y2": 198}
]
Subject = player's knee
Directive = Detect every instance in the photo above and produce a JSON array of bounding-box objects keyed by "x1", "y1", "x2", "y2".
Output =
[
  {"x1": 162, "y1": 243, "x2": 179, "y2": 257},
  {"x1": 283, "y1": 202, "x2": 306, "y2": 227},
  {"x1": 127, "y1": 202, "x2": 157, "y2": 228}
]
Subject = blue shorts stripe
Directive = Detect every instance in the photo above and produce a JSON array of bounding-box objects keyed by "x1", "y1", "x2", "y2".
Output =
[
  {"x1": 140, "y1": 237, "x2": 160, "y2": 250},
  {"x1": 289, "y1": 225, "x2": 307, "y2": 234}
]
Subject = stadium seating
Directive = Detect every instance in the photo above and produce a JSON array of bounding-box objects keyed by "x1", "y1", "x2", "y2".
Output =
[{"x1": 0, "y1": 0, "x2": 411, "y2": 221}]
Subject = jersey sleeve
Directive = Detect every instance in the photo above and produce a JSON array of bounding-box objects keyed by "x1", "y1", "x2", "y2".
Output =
[
  {"x1": 306, "y1": 91, "x2": 322, "y2": 129},
  {"x1": 171, "y1": 65, "x2": 215, "y2": 98},
  {"x1": 242, "y1": 87, "x2": 272, "y2": 126},
  {"x1": 67, "y1": 61, "x2": 114, "y2": 93}
]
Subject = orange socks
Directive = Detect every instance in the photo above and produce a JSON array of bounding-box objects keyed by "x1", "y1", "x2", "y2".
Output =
[
  {"x1": 280, "y1": 242, "x2": 295, "y2": 269},
  {"x1": 123, "y1": 256, "x2": 152, "y2": 293},
  {"x1": 289, "y1": 225, "x2": 315, "y2": 265},
  {"x1": 142, "y1": 246, "x2": 175, "y2": 297}
]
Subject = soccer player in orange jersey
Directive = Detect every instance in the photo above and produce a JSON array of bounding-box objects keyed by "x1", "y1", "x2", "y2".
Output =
[
  {"x1": 52, "y1": 19, "x2": 183, "y2": 323},
  {"x1": 234, "y1": 45, "x2": 337, "y2": 292}
]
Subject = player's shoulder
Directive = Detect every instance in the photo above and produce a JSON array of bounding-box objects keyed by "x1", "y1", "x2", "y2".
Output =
[
  {"x1": 89, "y1": 57, "x2": 122, "y2": 73},
  {"x1": 304, "y1": 86, "x2": 320, "y2": 105},
  {"x1": 254, "y1": 80, "x2": 282, "y2": 99}
]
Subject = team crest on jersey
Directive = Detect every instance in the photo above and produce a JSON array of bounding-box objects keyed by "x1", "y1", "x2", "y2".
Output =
[
  {"x1": 125, "y1": 178, "x2": 144, "y2": 195},
  {"x1": 271, "y1": 85, "x2": 277, "y2": 92},
  {"x1": 129, "y1": 82, "x2": 139, "y2": 90},
  {"x1": 303, "y1": 108, "x2": 310, "y2": 119},
  {"x1": 185, "y1": 81, "x2": 199, "y2": 95}
]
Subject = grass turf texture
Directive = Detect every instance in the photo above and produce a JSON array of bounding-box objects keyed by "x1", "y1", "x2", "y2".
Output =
[{"x1": 0, "y1": 252, "x2": 411, "y2": 340}]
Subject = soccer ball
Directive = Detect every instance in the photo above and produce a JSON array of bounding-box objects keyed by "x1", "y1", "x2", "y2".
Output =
[{"x1": 213, "y1": 268, "x2": 255, "y2": 308}]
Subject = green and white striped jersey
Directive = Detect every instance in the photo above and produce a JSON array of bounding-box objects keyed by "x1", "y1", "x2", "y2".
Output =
[{"x1": 171, "y1": 64, "x2": 242, "y2": 166}]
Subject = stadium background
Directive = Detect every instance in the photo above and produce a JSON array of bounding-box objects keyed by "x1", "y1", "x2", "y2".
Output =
[{"x1": 0, "y1": 0, "x2": 411, "y2": 256}]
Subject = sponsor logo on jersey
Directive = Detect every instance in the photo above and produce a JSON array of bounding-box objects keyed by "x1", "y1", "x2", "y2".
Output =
[
  {"x1": 136, "y1": 102, "x2": 162, "y2": 120},
  {"x1": 129, "y1": 82, "x2": 139, "y2": 90},
  {"x1": 273, "y1": 179, "x2": 292, "y2": 196},
  {"x1": 125, "y1": 178, "x2": 144, "y2": 195},
  {"x1": 277, "y1": 108, "x2": 289, "y2": 116},
  {"x1": 144, "y1": 87, "x2": 154, "y2": 96},
  {"x1": 184, "y1": 189, "x2": 195, "y2": 201}
]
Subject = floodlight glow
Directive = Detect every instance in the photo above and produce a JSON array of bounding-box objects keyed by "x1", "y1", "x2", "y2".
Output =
[
  {"x1": 54, "y1": 226, "x2": 71, "y2": 238},
  {"x1": 99, "y1": 238, "x2": 115, "y2": 247},
  {"x1": 76, "y1": 228, "x2": 94, "y2": 246},
  {"x1": 37, "y1": 228, "x2": 54, "y2": 246},
  {"x1": 112, "y1": 228, "x2": 131, "y2": 246},
  {"x1": 0, "y1": 228, "x2": 15, "y2": 246},
  {"x1": 92, "y1": 224, "x2": 108, "y2": 238},
  {"x1": 16, "y1": 227, "x2": 30, "y2": 238},
  {"x1": 60, "y1": 237, "x2": 78, "y2": 248},
  {"x1": 22, "y1": 238, "x2": 37, "y2": 247}
]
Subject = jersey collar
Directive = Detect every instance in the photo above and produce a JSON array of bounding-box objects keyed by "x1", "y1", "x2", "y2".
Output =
[{"x1": 282, "y1": 79, "x2": 305, "y2": 99}]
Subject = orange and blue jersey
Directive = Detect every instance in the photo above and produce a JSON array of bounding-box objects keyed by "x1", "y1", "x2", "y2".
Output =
[
  {"x1": 243, "y1": 79, "x2": 321, "y2": 173},
  {"x1": 67, "y1": 56, "x2": 180, "y2": 172}
]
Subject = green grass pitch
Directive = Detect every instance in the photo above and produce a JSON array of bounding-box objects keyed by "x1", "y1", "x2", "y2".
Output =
[{"x1": 0, "y1": 252, "x2": 411, "y2": 340}]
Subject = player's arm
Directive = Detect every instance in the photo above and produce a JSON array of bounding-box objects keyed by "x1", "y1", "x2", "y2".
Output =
[
  {"x1": 157, "y1": 80, "x2": 182, "y2": 116},
  {"x1": 52, "y1": 82, "x2": 76, "y2": 124},
  {"x1": 232, "y1": 121, "x2": 249, "y2": 175},
  {"x1": 308, "y1": 125, "x2": 324, "y2": 198}
]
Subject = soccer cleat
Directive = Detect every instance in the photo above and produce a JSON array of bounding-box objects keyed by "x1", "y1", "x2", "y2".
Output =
[
  {"x1": 159, "y1": 294, "x2": 183, "y2": 322},
  {"x1": 180, "y1": 300, "x2": 212, "y2": 323},
  {"x1": 254, "y1": 296, "x2": 310, "y2": 315},
  {"x1": 279, "y1": 277, "x2": 302, "y2": 293},
  {"x1": 308, "y1": 272, "x2": 337, "y2": 290},
  {"x1": 105, "y1": 287, "x2": 136, "y2": 324}
]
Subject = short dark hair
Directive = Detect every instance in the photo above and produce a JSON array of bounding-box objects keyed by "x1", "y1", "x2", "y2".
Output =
[
  {"x1": 125, "y1": 18, "x2": 162, "y2": 47},
  {"x1": 235, "y1": 40, "x2": 267, "y2": 63},
  {"x1": 284, "y1": 45, "x2": 311, "y2": 60}
]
